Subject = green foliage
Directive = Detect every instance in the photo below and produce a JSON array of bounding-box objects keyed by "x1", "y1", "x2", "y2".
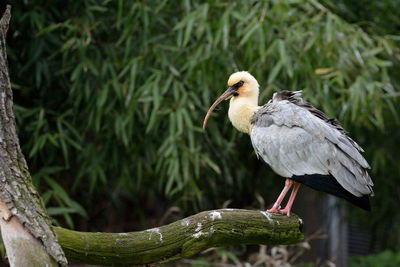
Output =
[
  {"x1": 7, "y1": 0, "x2": 400, "y2": 249},
  {"x1": 349, "y1": 250, "x2": 400, "y2": 267},
  {"x1": 323, "y1": 0, "x2": 400, "y2": 35}
]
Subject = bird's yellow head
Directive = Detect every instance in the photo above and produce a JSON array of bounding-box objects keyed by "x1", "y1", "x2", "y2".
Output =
[
  {"x1": 227, "y1": 71, "x2": 259, "y2": 98},
  {"x1": 203, "y1": 71, "x2": 259, "y2": 129}
]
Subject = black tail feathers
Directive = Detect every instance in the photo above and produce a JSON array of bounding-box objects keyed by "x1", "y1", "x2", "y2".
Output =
[{"x1": 291, "y1": 174, "x2": 371, "y2": 211}]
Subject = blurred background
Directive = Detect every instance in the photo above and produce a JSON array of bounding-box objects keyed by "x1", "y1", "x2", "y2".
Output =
[{"x1": 2, "y1": 0, "x2": 400, "y2": 266}]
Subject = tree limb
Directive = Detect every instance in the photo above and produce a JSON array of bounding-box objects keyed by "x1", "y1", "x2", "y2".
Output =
[{"x1": 55, "y1": 209, "x2": 304, "y2": 266}]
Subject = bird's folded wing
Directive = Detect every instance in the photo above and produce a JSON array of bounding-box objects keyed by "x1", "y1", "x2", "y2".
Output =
[{"x1": 250, "y1": 100, "x2": 374, "y2": 197}]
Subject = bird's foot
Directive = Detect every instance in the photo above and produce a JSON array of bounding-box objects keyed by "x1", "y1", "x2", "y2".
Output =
[
  {"x1": 277, "y1": 208, "x2": 291, "y2": 216},
  {"x1": 266, "y1": 207, "x2": 280, "y2": 213},
  {"x1": 266, "y1": 206, "x2": 291, "y2": 216}
]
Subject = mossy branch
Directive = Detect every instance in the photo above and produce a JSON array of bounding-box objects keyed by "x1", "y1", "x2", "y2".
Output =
[{"x1": 54, "y1": 209, "x2": 304, "y2": 266}]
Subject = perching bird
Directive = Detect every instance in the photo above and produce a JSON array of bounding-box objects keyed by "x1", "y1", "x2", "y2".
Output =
[{"x1": 203, "y1": 71, "x2": 374, "y2": 216}]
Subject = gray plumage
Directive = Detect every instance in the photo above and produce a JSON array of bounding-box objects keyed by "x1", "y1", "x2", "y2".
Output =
[{"x1": 250, "y1": 90, "x2": 374, "y2": 197}]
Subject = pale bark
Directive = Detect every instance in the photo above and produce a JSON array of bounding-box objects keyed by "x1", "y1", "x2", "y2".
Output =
[
  {"x1": 0, "y1": 6, "x2": 66, "y2": 266},
  {"x1": 0, "y1": 200, "x2": 58, "y2": 266}
]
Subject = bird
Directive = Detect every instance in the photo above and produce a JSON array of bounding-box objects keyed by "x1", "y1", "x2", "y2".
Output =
[{"x1": 202, "y1": 71, "x2": 374, "y2": 216}]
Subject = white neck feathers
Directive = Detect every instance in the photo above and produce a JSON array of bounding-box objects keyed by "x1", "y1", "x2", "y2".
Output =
[{"x1": 228, "y1": 96, "x2": 259, "y2": 134}]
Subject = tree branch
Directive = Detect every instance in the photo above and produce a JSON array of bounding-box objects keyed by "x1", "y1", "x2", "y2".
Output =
[{"x1": 55, "y1": 209, "x2": 304, "y2": 266}]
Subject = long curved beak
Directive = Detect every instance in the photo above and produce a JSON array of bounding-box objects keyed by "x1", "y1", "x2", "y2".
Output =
[{"x1": 203, "y1": 87, "x2": 235, "y2": 129}]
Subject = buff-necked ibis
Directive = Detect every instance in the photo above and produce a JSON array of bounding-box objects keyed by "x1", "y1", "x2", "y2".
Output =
[{"x1": 203, "y1": 71, "x2": 374, "y2": 216}]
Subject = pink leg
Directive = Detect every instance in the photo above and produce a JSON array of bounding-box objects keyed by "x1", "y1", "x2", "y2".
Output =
[
  {"x1": 267, "y1": 179, "x2": 293, "y2": 213},
  {"x1": 279, "y1": 182, "x2": 301, "y2": 216}
]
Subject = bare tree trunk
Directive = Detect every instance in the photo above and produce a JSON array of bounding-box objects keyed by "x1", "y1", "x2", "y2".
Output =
[{"x1": 0, "y1": 6, "x2": 66, "y2": 266}]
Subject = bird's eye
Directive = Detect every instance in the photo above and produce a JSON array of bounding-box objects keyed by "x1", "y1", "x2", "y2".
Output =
[
  {"x1": 233, "y1": 92, "x2": 239, "y2": 96},
  {"x1": 232, "y1": 81, "x2": 244, "y2": 89}
]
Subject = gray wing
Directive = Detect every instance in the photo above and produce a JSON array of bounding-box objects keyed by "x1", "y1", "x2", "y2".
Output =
[{"x1": 250, "y1": 98, "x2": 374, "y2": 197}]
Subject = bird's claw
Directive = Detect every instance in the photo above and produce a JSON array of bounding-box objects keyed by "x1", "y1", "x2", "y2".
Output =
[
  {"x1": 278, "y1": 208, "x2": 291, "y2": 216},
  {"x1": 266, "y1": 206, "x2": 280, "y2": 213},
  {"x1": 266, "y1": 207, "x2": 291, "y2": 216}
]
